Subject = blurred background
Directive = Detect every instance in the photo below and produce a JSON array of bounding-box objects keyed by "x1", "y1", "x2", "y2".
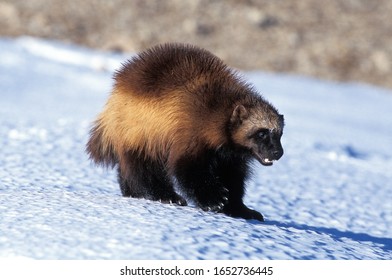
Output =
[{"x1": 1, "y1": 0, "x2": 391, "y2": 89}]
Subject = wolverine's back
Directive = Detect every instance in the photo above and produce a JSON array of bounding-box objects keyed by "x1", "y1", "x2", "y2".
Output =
[{"x1": 114, "y1": 43, "x2": 235, "y2": 98}]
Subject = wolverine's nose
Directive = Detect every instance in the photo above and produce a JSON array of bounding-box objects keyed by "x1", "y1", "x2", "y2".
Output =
[{"x1": 272, "y1": 149, "x2": 283, "y2": 160}]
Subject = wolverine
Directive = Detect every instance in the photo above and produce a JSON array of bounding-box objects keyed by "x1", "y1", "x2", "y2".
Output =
[{"x1": 87, "y1": 43, "x2": 284, "y2": 221}]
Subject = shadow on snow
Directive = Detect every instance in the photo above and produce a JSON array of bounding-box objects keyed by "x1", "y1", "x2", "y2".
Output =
[{"x1": 264, "y1": 220, "x2": 392, "y2": 253}]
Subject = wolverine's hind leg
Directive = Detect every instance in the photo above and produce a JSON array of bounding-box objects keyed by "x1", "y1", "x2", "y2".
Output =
[{"x1": 118, "y1": 151, "x2": 187, "y2": 206}]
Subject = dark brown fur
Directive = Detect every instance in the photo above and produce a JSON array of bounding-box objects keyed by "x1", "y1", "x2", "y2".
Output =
[{"x1": 87, "y1": 43, "x2": 284, "y2": 221}]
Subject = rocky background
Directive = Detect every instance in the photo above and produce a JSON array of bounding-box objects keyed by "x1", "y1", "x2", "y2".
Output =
[{"x1": 1, "y1": 0, "x2": 391, "y2": 88}]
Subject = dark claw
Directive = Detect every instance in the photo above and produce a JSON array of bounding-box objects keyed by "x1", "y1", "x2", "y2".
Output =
[{"x1": 251, "y1": 211, "x2": 264, "y2": 222}]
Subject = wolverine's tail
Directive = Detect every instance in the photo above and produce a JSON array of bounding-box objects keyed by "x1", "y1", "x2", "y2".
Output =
[{"x1": 86, "y1": 121, "x2": 118, "y2": 168}]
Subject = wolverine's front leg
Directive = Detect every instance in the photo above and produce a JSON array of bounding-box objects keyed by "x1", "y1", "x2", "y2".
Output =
[
  {"x1": 175, "y1": 151, "x2": 229, "y2": 212},
  {"x1": 208, "y1": 148, "x2": 264, "y2": 221}
]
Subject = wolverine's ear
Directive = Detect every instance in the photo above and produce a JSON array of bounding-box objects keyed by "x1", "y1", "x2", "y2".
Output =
[
  {"x1": 231, "y1": 105, "x2": 249, "y2": 124},
  {"x1": 279, "y1": 114, "x2": 285, "y2": 127}
]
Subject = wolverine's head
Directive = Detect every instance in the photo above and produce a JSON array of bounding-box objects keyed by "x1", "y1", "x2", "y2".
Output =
[{"x1": 230, "y1": 104, "x2": 284, "y2": 166}]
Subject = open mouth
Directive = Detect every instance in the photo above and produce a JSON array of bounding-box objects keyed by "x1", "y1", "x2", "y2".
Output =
[{"x1": 253, "y1": 153, "x2": 274, "y2": 166}]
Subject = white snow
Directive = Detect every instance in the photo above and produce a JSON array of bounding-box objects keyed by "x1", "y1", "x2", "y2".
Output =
[{"x1": 0, "y1": 37, "x2": 391, "y2": 260}]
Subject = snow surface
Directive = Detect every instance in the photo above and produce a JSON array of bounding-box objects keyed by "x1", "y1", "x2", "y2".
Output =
[{"x1": 1, "y1": 37, "x2": 391, "y2": 260}]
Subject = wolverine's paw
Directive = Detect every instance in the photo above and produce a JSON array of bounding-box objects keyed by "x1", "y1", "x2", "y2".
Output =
[
  {"x1": 159, "y1": 193, "x2": 187, "y2": 206},
  {"x1": 198, "y1": 187, "x2": 229, "y2": 213},
  {"x1": 224, "y1": 204, "x2": 264, "y2": 222}
]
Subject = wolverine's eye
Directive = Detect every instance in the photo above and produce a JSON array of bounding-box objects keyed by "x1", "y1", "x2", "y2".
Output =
[{"x1": 255, "y1": 129, "x2": 269, "y2": 141}]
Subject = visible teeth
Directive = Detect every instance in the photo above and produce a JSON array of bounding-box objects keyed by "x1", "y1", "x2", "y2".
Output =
[{"x1": 264, "y1": 158, "x2": 272, "y2": 163}]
